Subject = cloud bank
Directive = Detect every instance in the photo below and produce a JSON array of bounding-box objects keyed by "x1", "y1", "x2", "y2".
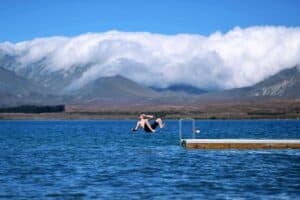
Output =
[{"x1": 1, "y1": 26, "x2": 300, "y2": 90}]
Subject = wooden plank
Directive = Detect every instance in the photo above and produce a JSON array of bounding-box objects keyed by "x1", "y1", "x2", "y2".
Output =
[{"x1": 181, "y1": 139, "x2": 300, "y2": 149}]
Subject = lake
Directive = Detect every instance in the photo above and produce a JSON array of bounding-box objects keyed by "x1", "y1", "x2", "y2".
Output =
[{"x1": 0, "y1": 120, "x2": 299, "y2": 199}]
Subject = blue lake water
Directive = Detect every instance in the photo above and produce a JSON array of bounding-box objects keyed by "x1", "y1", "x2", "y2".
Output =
[{"x1": 0, "y1": 120, "x2": 299, "y2": 199}]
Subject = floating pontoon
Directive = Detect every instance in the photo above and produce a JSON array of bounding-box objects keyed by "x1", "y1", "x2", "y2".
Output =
[{"x1": 179, "y1": 119, "x2": 300, "y2": 149}]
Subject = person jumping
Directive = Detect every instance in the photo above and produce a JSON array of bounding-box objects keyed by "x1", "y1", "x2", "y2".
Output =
[{"x1": 131, "y1": 114, "x2": 165, "y2": 133}]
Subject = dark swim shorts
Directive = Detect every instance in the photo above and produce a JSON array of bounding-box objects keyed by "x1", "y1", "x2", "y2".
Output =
[{"x1": 144, "y1": 121, "x2": 159, "y2": 132}]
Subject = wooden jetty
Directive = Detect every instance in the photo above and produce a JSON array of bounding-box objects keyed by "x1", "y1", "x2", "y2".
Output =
[
  {"x1": 178, "y1": 119, "x2": 300, "y2": 149},
  {"x1": 181, "y1": 139, "x2": 300, "y2": 149}
]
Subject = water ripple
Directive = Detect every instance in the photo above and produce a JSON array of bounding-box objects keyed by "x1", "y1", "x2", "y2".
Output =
[{"x1": 0, "y1": 120, "x2": 299, "y2": 199}]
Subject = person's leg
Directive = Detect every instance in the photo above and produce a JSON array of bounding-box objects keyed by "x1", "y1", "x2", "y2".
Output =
[
  {"x1": 155, "y1": 118, "x2": 165, "y2": 128},
  {"x1": 144, "y1": 120, "x2": 155, "y2": 132}
]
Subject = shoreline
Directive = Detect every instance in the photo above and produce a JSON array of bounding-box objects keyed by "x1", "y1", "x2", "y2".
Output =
[
  {"x1": 0, "y1": 112, "x2": 299, "y2": 120},
  {"x1": 1, "y1": 100, "x2": 299, "y2": 120}
]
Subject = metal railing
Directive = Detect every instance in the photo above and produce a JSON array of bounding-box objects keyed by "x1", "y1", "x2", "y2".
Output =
[{"x1": 179, "y1": 118, "x2": 198, "y2": 141}]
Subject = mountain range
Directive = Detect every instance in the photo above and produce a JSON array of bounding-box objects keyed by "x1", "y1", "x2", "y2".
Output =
[
  {"x1": 0, "y1": 52, "x2": 299, "y2": 107},
  {"x1": 200, "y1": 66, "x2": 300, "y2": 100}
]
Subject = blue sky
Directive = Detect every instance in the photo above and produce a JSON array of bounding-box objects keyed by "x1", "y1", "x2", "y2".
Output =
[{"x1": 0, "y1": 0, "x2": 299, "y2": 42}]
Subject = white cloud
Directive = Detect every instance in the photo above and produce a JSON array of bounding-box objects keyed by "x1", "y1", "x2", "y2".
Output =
[{"x1": 1, "y1": 26, "x2": 300, "y2": 90}]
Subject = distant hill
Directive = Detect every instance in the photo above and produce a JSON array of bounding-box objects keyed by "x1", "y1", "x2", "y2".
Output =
[
  {"x1": 152, "y1": 84, "x2": 207, "y2": 95},
  {"x1": 1, "y1": 49, "x2": 299, "y2": 107},
  {"x1": 248, "y1": 66, "x2": 300, "y2": 98},
  {"x1": 0, "y1": 67, "x2": 44, "y2": 95},
  {"x1": 70, "y1": 75, "x2": 161, "y2": 103},
  {"x1": 0, "y1": 66, "x2": 69, "y2": 106},
  {"x1": 0, "y1": 50, "x2": 93, "y2": 94},
  {"x1": 199, "y1": 66, "x2": 300, "y2": 100},
  {"x1": 0, "y1": 67, "x2": 45, "y2": 105}
]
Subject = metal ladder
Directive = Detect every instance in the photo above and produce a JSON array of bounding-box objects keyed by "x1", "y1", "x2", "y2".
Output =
[{"x1": 179, "y1": 118, "x2": 200, "y2": 143}]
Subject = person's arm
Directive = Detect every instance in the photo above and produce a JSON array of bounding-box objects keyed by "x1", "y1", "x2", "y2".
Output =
[
  {"x1": 144, "y1": 114, "x2": 154, "y2": 119},
  {"x1": 145, "y1": 120, "x2": 155, "y2": 133},
  {"x1": 131, "y1": 121, "x2": 140, "y2": 131}
]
